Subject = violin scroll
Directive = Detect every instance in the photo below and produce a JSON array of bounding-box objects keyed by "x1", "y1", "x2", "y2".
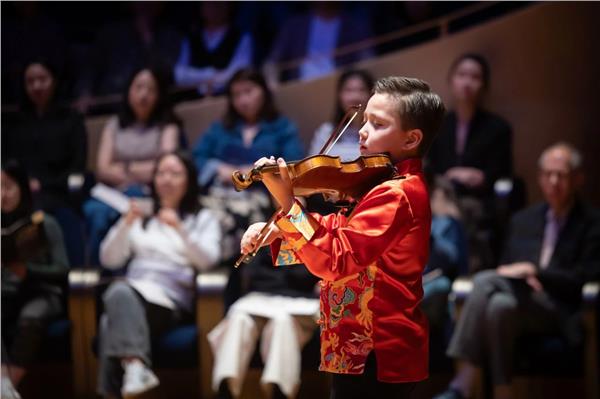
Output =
[
  {"x1": 232, "y1": 168, "x2": 269, "y2": 191},
  {"x1": 232, "y1": 163, "x2": 283, "y2": 192},
  {"x1": 231, "y1": 170, "x2": 254, "y2": 191}
]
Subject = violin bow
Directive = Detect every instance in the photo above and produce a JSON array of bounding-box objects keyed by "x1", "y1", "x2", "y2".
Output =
[{"x1": 318, "y1": 104, "x2": 361, "y2": 155}]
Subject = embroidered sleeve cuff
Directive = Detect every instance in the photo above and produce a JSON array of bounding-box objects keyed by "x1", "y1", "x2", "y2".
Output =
[
  {"x1": 270, "y1": 238, "x2": 303, "y2": 266},
  {"x1": 269, "y1": 201, "x2": 319, "y2": 266},
  {"x1": 276, "y1": 200, "x2": 319, "y2": 241}
]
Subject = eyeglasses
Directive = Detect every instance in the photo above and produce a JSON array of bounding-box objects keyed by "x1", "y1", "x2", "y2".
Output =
[{"x1": 539, "y1": 169, "x2": 571, "y2": 180}]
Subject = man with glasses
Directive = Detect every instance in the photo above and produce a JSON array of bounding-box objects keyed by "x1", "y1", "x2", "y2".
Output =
[{"x1": 434, "y1": 142, "x2": 600, "y2": 399}]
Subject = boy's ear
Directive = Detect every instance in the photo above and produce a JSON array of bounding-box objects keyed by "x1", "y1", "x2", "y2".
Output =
[{"x1": 404, "y1": 129, "x2": 423, "y2": 152}]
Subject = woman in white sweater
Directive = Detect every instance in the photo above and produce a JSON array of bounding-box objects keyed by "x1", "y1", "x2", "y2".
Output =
[{"x1": 97, "y1": 150, "x2": 222, "y2": 398}]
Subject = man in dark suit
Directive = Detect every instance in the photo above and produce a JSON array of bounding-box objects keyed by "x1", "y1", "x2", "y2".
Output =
[{"x1": 434, "y1": 142, "x2": 600, "y2": 399}]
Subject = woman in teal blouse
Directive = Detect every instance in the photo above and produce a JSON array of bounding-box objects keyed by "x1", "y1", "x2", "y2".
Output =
[{"x1": 193, "y1": 68, "x2": 303, "y2": 188}]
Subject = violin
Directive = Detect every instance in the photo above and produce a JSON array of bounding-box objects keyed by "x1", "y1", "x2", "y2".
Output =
[
  {"x1": 232, "y1": 153, "x2": 395, "y2": 202},
  {"x1": 232, "y1": 105, "x2": 396, "y2": 202},
  {"x1": 232, "y1": 105, "x2": 397, "y2": 267}
]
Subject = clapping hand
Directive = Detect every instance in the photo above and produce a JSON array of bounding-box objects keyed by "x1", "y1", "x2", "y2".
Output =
[
  {"x1": 124, "y1": 200, "x2": 143, "y2": 226},
  {"x1": 158, "y1": 208, "x2": 182, "y2": 232}
]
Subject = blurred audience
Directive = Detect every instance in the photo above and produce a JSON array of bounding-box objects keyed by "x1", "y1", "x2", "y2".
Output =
[
  {"x1": 428, "y1": 53, "x2": 513, "y2": 198},
  {"x1": 433, "y1": 142, "x2": 600, "y2": 399},
  {"x1": 427, "y1": 53, "x2": 514, "y2": 271},
  {"x1": 97, "y1": 151, "x2": 221, "y2": 398},
  {"x1": 422, "y1": 169, "x2": 468, "y2": 335},
  {"x1": 2, "y1": 60, "x2": 87, "y2": 212},
  {"x1": 83, "y1": 66, "x2": 181, "y2": 266},
  {"x1": 264, "y1": 2, "x2": 374, "y2": 86},
  {"x1": 174, "y1": 2, "x2": 254, "y2": 97},
  {"x1": 1, "y1": 2, "x2": 68, "y2": 105},
  {"x1": 234, "y1": 2, "x2": 296, "y2": 66},
  {"x1": 308, "y1": 69, "x2": 374, "y2": 160},
  {"x1": 1, "y1": 160, "x2": 69, "y2": 399},
  {"x1": 1, "y1": 2, "x2": 484, "y2": 108},
  {"x1": 193, "y1": 68, "x2": 304, "y2": 265},
  {"x1": 306, "y1": 69, "x2": 374, "y2": 215},
  {"x1": 75, "y1": 1, "x2": 181, "y2": 109},
  {"x1": 209, "y1": 249, "x2": 319, "y2": 399},
  {"x1": 2, "y1": 60, "x2": 88, "y2": 266}
]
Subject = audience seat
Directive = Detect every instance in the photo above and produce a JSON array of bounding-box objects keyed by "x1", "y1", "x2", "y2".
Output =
[
  {"x1": 6, "y1": 317, "x2": 74, "y2": 399},
  {"x1": 68, "y1": 268, "x2": 204, "y2": 398}
]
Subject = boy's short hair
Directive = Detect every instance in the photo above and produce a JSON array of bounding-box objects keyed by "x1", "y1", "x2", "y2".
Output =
[{"x1": 373, "y1": 77, "x2": 445, "y2": 156}]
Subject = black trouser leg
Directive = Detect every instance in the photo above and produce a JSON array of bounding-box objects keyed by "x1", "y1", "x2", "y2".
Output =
[{"x1": 330, "y1": 352, "x2": 416, "y2": 399}]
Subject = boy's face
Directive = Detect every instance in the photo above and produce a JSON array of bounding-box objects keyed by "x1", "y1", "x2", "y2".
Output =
[{"x1": 358, "y1": 93, "x2": 414, "y2": 162}]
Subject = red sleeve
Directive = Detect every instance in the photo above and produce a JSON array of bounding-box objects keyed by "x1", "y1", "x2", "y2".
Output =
[{"x1": 272, "y1": 184, "x2": 413, "y2": 280}]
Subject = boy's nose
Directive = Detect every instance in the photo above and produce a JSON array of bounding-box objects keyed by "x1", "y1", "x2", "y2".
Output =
[{"x1": 358, "y1": 127, "x2": 368, "y2": 140}]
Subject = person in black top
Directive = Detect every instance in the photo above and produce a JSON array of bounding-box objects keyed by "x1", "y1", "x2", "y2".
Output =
[
  {"x1": 433, "y1": 142, "x2": 600, "y2": 399},
  {"x1": 2, "y1": 60, "x2": 87, "y2": 213},
  {"x1": 427, "y1": 53, "x2": 514, "y2": 271},
  {"x1": 1, "y1": 160, "x2": 69, "y2": 399},
  {"x1": 428, "y1": 53, "x2": 512, "y2": 198}
]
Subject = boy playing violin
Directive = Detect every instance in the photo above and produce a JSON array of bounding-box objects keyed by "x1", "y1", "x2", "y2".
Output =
[{"x1": 241, "y1": 77, "x2": 445, "y2": 398}]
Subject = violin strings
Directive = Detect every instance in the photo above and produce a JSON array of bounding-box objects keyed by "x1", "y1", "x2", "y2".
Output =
[
  {"x1": 324, "y1": 110, "x2": 359, "y2": 155},
  {"x1": 319, "y1": 105, "x2": 361, "y2": 155}
]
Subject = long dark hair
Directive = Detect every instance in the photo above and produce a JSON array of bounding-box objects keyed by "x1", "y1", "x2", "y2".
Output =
[
  {"x1": 19, "y1": 58, "x2": 60, "y2": 113},
  {"x1": 118, "y1": 65, "x2": 181, "y2": 129},
  {"x1": 1, "y1": 159, "x2": 34, "y2": 227},
  {"x1": 447, "y1": 53, "x2": 491, "y2": 90},
  {"x1": 223, "y1": 68, "x2": 279, "y2": 129},
  {"x1": 149, "y1": 150, "x2": 201, "y2": 218},
  {"x1": 333, "y1": 69, "x2": 375, "y2": 124}
]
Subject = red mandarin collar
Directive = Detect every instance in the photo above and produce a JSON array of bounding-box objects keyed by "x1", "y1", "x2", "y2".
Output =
[{"x1": 394, "y1": 157, "x2": 423, "y2": 176}]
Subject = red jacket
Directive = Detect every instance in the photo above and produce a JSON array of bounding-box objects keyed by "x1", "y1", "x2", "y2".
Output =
[{"x1": 271, "y1": 157, "x2": 430, "y2": 382}]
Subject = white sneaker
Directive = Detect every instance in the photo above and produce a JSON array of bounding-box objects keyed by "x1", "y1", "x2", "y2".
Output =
[
  {"x1": 121, "y1": 359, "x2": 159, "y2": 397},
  {"x1": 1, "y1": 376, "x2": 21, "y2": 399}
]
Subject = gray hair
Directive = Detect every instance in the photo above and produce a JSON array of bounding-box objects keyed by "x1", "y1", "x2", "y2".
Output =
[{"x1": 537, "y1": 141, "x2": 583, "y2": 171}]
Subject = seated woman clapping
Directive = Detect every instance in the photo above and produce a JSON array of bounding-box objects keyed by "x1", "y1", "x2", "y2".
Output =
[{"x1": 96, "y1": 151, "x2": 222, "y2": 398}]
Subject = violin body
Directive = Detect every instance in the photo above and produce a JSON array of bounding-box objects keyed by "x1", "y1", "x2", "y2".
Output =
[{"x1": 232, "y1": 154, "x2": 396, "y2": 202}]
